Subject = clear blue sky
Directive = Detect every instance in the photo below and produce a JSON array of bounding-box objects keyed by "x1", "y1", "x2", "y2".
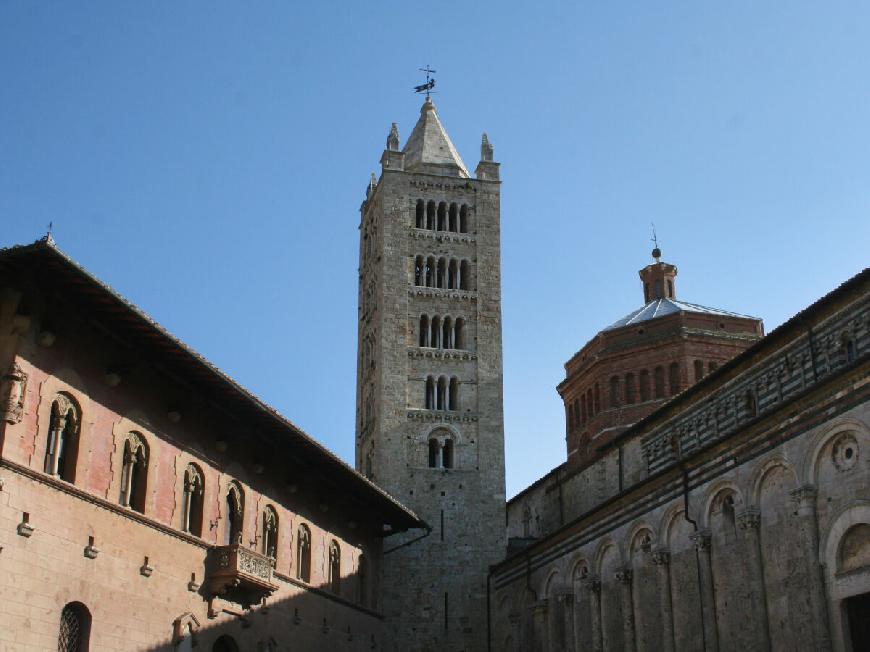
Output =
[{"x1": 2, "y1": 3, "x2": 868, "y2": 497}]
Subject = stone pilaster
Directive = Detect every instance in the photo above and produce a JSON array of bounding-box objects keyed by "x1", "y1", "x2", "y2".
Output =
[
  {"x1": 791, "y1": 484, "x2": 831, "y2": 651},
  {"x1": 555, "y1": 589, "x2": 576, "y2": 652},
  {"x1": 585, "y1": 577, "x2": 603, "y2": 652},
  {"x1": 615, "y1": 568, "x2": 637, "y2": 652},
  {"x1": 531, "y1": 599, "x2": 549, "y2": 652},
  {"x1": 690, "y1": 529, "x2": 719, "y2": 652},
  {"x1": 737, "y1": 507, "x2": 771, "y2": 649},
  {"x1": 651, "y1": 549, "x2": 676, "y2": 652}
]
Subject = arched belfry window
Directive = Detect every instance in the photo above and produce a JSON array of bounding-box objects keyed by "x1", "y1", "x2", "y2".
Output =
[
  {"x1": 414, "y1": 256, "x2": 425, "y2": 286},
  {"x1": 459, "y1": 260, "x2": 470, "y2": 290},
  {"x1": 181, "y1": 464, "x2": 204, "y2": 536},
  {"x1": 427, "y1": 430, "x2": 456, "y2": 469},
  {"x1": 58, "y1": 602, "x2": 91, "y2": 652},
  {"x1": 448, "y1": 203, "x2": 458, "y2": 232},
  {"x1": 459, "y1": 204, "x2": 469, "y2": 233},
  {"x1": 224, "y1": 482, "x2": 244, "y2": 545},
  {"x1": 437, "y1": 202, "x2": 447, "y2": 231},
  {"x1": 296, "y1": 524, "x2": 312, "y2": 582},
  {"x1": 261, "y1": 506, "x2": 278, "y2": 559},
  {"x1": 639, "y1": 369, "x2": 651, "y2": 402},
  {"x1": 44, "y1": 393, "x2": 81, "y2": 482},
  {"x1": 415, "y1": 199, "x2": 425, "y2": 229},
  {"x1": 426, "y1": 201, "x2": 436, "y2": 230},
  {"x1": 442, "y1": 438, "x2": 455, "y2": 468},
  {"x1": 329, "y1": 540, "x2": 341, "y2": 594},
  {"x1": 120, "y1": 433, "x2": 148, "y2": 513}
]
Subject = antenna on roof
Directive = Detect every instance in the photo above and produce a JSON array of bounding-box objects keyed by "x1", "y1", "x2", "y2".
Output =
[
  {"x1": 413, "y1": 66, "x2": 436, "y2": 98},
  {"x1": 650, "y1": 223, "x2": 661, "y2": 262},
  {"x1": 45, "y1": 221, "x2": 55, "y2": 245}
]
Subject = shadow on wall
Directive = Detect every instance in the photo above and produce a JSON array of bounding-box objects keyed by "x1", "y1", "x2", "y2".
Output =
[{"x1": 144, "y1": 568, "x2": 381, "y2": 651}]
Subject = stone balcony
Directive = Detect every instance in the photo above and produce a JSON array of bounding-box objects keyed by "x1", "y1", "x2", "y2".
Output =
[{"x1": 206, "y1": 544, "x2": 277, "y2": 606}]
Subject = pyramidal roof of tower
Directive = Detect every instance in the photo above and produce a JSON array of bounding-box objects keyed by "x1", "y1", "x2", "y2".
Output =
[
  {"x1": 603, "y1": 298, "x2": 758, "y2": 332},
  {"x1": 402, "y1": 98, "x2": 470, "y2": 178}
]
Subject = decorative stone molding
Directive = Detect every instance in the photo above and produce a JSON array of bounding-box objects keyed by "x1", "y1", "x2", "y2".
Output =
[
  {"x1": 1, "y1": 362, "x2": 27, "y2": 424},
  {"x1": 641, "y1": 298, "x2": 869, "y2": 473},
  {"x1": 651, "y1": 549, "x2": 670, "y2": 566},
  {"x1": 409, "y1": 179, "x2": 473, "y2": 192},
  {"x1": 408, "y1": 349, "x2": 477, "y2": 361},
  {"x1": 407, "y1": 410, "x2": 478, "y2": 423},
  {"x1": 410, "y1": 230, "x2": 476, "y2": 245},
  {"x1": 737, "y1": 508, "x2": 761, "y2": 530},
  {"x1": 408, "y1": 287, "x2": 478, "y2": 301}
]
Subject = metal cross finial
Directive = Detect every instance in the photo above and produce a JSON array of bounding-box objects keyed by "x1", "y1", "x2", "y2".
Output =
[
  {"x1": 650, "y1": 223, "x2": 659, "y2": 250},
  {"x1": 413, "y1": 66, "x2": 437, "y2": 98}
]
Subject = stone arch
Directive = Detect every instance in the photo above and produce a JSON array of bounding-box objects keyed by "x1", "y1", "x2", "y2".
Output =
[
  {"x1": 800, "y1": 417, "x2": 870, "y2": 485},
  {"x1": 822, "y1": 501, "x2": 870, "y2": 650},
  {"x1": 593, "y1": 537, "x2": 623, "y2": 575},
  {"x1": 701, "y1": 480, "x2": 745, "y2": 529},
  {"x1": 658, "y1": 501, "x2": 688, "y2": 542},
  {"x1": 626, "y1": 521, "x2": 657, "y2": 558},
  {"x1": 417, "y1": 422, "x2": 465, "y2": 445},
  {"x1": 749, "y1": 455, "x2": 798, "y2": 507},
  {"x1": 540, "y1": 567, "x2": 562, "y2": 598}
]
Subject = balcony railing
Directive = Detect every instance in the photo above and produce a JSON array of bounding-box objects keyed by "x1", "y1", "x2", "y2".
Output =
[{"x1": 207, "y1": 544, "x2": 277, "y2": 605}]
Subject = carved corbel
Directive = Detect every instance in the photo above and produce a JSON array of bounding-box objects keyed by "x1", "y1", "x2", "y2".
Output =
[
  {"x1": 1, "y1": 362, "x2": 27, "y2": 424},
  {"x1": 690, "y1": 529, "x2": 712, "y2": 552},
  {"x1": 651, "y1": 549, "x2": 670, "y2": 566}
]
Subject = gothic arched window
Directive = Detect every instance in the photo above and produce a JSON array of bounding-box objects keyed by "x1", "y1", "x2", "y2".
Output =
[
  {"x1": 120, "y1": 432, "x2": 148, "y2": 513},
  {"x1": 225, "y1": 482, "x2": 244, "y2": 545},
  {"x1": 625, "y1": 373, "x2": 636, "y2": 404},
  {"x1": 181, "y1": 463, "x2": 204, "y2": 536},
  {"x1": 639, "y1": 369, "x2": 651, "y2": 402},
  {"x1": 329, "y1": 540, "x2": 341, "y2": 594},
  {"x1": 654, "y1": 366, "x2": 665, "y2": 399},
  {"x1": 58, "y1": 602, "x2": 91, "y2": 652},
  {"x1": 44, "y1": 393, "x2": 81, "y2": 483},
  {"x1": 609, "y1": 376, "x2": 620, "y2": 407},
  {"x1": 668, "y1": 362, "x2": 680, "y2": 396},
  {"x1": 296, "y1": 524, "x2": 312, "y2": 582},
  {"x1": 261, "y1": 506, "x2": 278, "y2": 559}
]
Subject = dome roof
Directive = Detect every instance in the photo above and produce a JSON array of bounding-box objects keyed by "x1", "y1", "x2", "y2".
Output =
[{"x1": 603, "y1": 298, "x2": 757, "y2": 332}]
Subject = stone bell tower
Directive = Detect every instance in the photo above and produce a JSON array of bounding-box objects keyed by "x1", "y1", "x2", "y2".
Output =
[{"x1": 355, "y1": 97, "x2": 506, "y2": 652}]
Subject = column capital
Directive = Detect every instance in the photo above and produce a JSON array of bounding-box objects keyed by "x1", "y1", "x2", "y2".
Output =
[
  {"x1": 531, "y1": 599, "x2": 549, "y2": 617},
  {"x1": 584, "y1": 576, "x2": 601, "y2": 594},
  {"x1": 651, "y1": 548, "x2": 670, "y2": 566},
  {"x1": 790, "y1": 483, "x2": 817, "y2": 504},
  {"x1": 690, "y1": 529, "x2": 712, "y2": 551},
  {"x1": 737, "y1": 507, "x2": 761, "y2": 530},
  {"x1": 615, "y1": 568, "x2": 633, "y2": 584}
]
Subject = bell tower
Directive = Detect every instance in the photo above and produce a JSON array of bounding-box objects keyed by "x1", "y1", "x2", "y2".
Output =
[{"x1": 355, "y1": 97, "x2": 506, "y2": 651}]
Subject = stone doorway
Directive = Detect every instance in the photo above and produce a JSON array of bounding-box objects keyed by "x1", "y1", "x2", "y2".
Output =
[{"x1": 846, "y1": 592, "x2": 870, "y2": 651}]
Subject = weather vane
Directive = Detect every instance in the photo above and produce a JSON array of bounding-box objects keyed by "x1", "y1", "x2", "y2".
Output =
[
  {"x1": 414, "y1": 66, "x2": 436, "y2": 98},
  {"x1": 650, "y1": 223, "x2": 662, "y2": 261}
]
